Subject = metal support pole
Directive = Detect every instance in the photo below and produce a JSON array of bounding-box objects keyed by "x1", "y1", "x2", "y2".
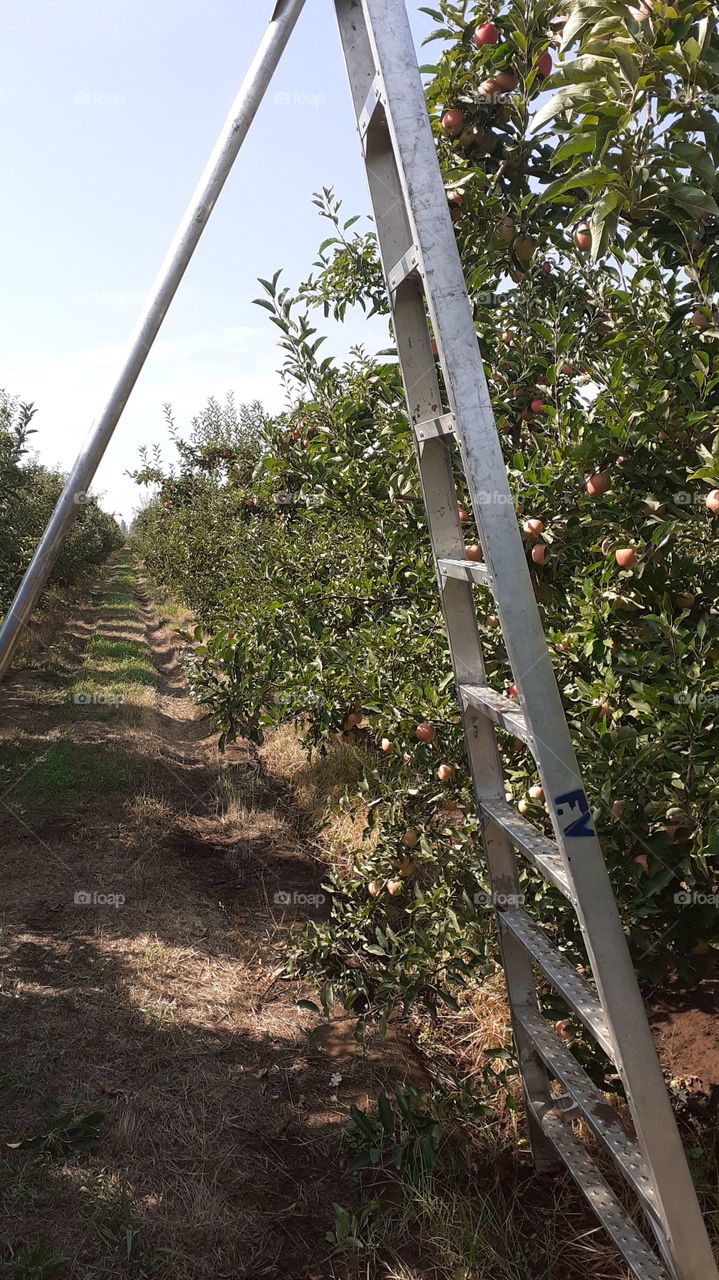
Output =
[{"x1": 0, "y1": 0, "x2": 306, "y2": 682}]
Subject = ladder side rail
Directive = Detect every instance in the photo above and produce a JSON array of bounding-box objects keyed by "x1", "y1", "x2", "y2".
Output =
[
  {"x1": 354, "y1": 2, "x2": 718, "y2": 1277},
  {"x1": 334, "y1": 0, "x2": 558, "y2": 1169}
]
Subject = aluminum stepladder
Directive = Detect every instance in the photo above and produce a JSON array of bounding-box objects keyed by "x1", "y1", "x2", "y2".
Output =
[
  {"x1": 333, "y1": 3, "x2": 719, "y2": 1279},
  {"x1": 0, "y1": 1, "x2": 715, "y2": 1276}
]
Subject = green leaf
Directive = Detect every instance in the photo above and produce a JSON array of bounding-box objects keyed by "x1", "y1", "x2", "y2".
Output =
[
  {"x1": 671, "y1": 142, "x2": 716, "y2": 184},
  {"x1": 551, "y1": 135, "x2": 596, "y2": 167},
  {"x1": 378, "y1": 1092, "x2": 394, "y2": 1133}
]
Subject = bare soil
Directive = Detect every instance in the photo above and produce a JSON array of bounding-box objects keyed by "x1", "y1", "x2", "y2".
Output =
[{"x1": 650, "y1": 979, "x2": 719, "y2": 1105}]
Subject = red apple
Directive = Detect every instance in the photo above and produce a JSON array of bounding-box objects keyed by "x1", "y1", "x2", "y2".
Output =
[
  {"x1": 666, "y1": 823, "x2": 692, "y2": 843},
  {"x1": 441, "y1": 109, "x2": 465, "y2": 137},
  {"x1": 574, "y1": 223, "x2": 592, "y2": 252},
  {"x1": 531, "y1": 543, "x2": 547, "y2": 565},
  {"x1": 691, "y1": 308, "x2": 711, "y2": 330},
  {"x1": 536, "y1": 50, "x2": 553, "y2": 76},
  {"x1": 522, "y1": 517, "x2": 544, "y2": 536},
  {"x1": 466, "y1": 544, "x2": 483, "y2": 562},
  {"x1": 401, "y1": 829, "x2": 418, "y2": 849},
  {"x1": 585, "y1": 471, "x2": 610, "y2": 498},
  {"x1": 705, "y1": 489, "x2": 719, "y2": 514},
  {"x1": 479, "y1": 78, "x2": 500, "y2": 100},
  {"x1": 530, "y1": 398, "x2": 545, "y2": 414},
  {"x1": 615, "y1": 547, "x2": 637, "y2": 569},
  {"x1": 495, "y1": 67, "x2": 519, "y2": 92},
  {"x1": 473, "y1": 21, "x2": 499, "y2": 45},
  {"x1": 437, "y1": 763, "x2": 455, "y2": 782},
  {"x1": 415, "y1": 722, "x2": 434, "y2": 744},
  {"x1": 380, "y1": 738, "x2": 393, "y2": 753}
]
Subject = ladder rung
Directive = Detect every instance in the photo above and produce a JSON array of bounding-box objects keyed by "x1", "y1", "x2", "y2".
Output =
[
  {"x1": 481, "y1": 797, "x2": 571, "y2": 899},
  {"x1": 499, "y1": 906, "x2": 615, "y2": 1061},
  {"x1": 534, "y1": 1106, "x2": 669, "y2": 1280},
  {"x1": 516, "y1": 1007, "x2": 660, "y2": 1223},
  {"x1": 438, "y1": 556, "x2": 490, "y2": 588},
  {"x1": 412, "y1": 411, "x2": 456, "y2": 442},
  {"x1": 388, "y1": 243, "x2": 421, "y2": 292},
  {"x1": 460, "y1": 684, "x2": 531, "y2": 746},
  {"x1": 357, "y1": 73, "x2": 384, "y2": 142}
]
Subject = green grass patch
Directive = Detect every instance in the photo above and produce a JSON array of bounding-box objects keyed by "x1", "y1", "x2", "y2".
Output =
[
  {"x1": 86, "y1": 638, "x2": 147, "y2": 662},
  {"x1": 1, "y1": 741, "x2": 136, "y2": 815},
  {"x1": 74, "y1": 635, "x2": 158, "y2": 692},
  {"x1": 25, "y1": 741, "x2": 133, "y2": 795}
]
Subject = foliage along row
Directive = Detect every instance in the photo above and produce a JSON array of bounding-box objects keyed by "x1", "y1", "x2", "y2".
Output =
[
  {"x1": 131, "y1": 1, "x2": 719, "y2": 1049},
  {"x1": 0, "y1": 392, "x2": 124, "y2": 615}
]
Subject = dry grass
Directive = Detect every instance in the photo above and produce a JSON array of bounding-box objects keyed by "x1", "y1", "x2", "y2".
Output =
[{"x1": 262, "y1": 723, "x2": 380, "y2": 871}]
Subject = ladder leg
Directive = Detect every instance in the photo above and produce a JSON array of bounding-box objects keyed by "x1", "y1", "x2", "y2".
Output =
[{"x1": 334, "y1": 0, "x2": 558, "y2": 1174}]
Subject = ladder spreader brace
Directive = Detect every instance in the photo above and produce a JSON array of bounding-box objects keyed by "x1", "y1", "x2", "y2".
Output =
[{"x1": 0, "y1": 4, "x2": 716, "y2": 1277}]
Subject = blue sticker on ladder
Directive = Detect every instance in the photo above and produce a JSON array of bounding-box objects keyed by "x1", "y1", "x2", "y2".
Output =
[{"x1": 554, "y1": 788, "x2": 595, "y2": 838}]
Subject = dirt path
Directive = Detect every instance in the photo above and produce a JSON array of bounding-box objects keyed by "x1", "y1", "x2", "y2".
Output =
[{"x1": 0, "y1": 552, "x2": 400, "y2": 1280}]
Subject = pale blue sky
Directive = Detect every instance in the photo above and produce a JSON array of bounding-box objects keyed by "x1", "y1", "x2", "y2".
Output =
[{"x1": 1, "y1": 1, "x2": 432, "y2": 522}]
